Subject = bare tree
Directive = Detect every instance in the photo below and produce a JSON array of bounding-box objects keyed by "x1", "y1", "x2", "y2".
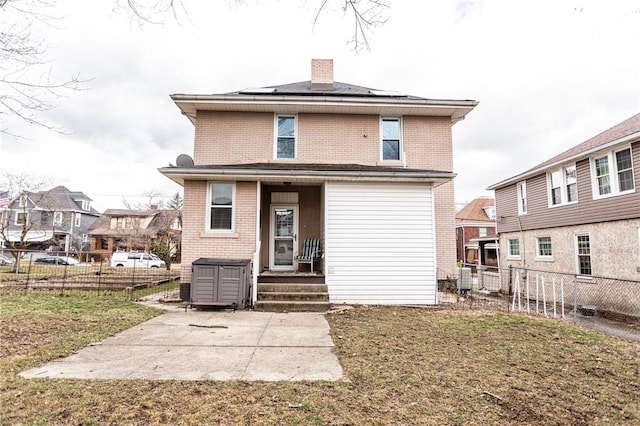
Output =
[
  {"x1": 314, "y1": 0, "x2": 390, "y2": 52},
  {"x1": 121, "y1": 190, "x2": 166, "y2": 210},
  {"x1": 1, "y1": 0, "x2": 390, "y2": 136},
  {"x1": 0, "y1": 0, "x2": 83, "y2": 137},
  {"x1": 0, "y1": 172, "x2": 51, "y2": 272},
  {"x1": 166, "y1": 192, "x2": 183, "y2": 211}
]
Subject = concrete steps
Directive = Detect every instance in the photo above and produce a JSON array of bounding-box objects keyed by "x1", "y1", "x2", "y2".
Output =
[{"x1": 254, "y1": 282, "x2": 330, "y2": 312}]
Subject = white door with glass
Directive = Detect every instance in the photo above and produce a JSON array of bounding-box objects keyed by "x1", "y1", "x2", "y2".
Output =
[{"x1": 269, "y1": 205, "x2": 298, "y2": 271}]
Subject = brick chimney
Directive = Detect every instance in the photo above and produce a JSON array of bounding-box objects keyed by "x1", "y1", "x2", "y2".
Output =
[{"x1": 311, "y1": 59, "x2": 334, "y2": 90}]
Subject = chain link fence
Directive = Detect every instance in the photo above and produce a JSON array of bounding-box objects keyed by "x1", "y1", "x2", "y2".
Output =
[
  {"x1": 442, "y1": 263, "x2": 640, "y2": 341},
  {"x1": 0, "y1": 249, "x2": 180, "y2": 301}
]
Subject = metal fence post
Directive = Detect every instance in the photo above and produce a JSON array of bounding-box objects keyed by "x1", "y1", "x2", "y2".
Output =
[
  {"x1": 508, "y1": 265, "x2": 513, "y2": 296},
  {"x1": 573, "y1": 273, "x2": 578, "y2": 322}
]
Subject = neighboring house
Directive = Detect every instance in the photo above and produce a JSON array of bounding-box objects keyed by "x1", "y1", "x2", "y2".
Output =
[
  {"x1": 0, "y1": 186, "x2": 100, "y2": 252},
  {"x1": 455, "y1": 197, "x2": 497, "y2": 266},
  {"x1": 88, "y1": 208, "x2": 182, "y2": 259},
  {"x1": 487, "y1": 113, "x2": 640, "y2": 280},
  {"x1": 160, "y1": 59, "x2": 477, "y2": 305}
]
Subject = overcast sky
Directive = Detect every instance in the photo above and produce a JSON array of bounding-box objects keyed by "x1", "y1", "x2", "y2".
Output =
[{"x1": 1, "y1": 0, "x2": 639, "y2": 211}]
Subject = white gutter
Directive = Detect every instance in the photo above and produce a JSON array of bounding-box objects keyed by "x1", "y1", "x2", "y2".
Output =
[{"x1": 158, "y1": 166, "x2": 456, "y2": 186}]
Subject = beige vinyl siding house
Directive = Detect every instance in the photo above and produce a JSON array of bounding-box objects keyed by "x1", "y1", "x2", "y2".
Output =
[
  {"x1": 160, "y1": 59, "x2": 477, "y2": 306},
  {"x1": 489, "y1": 113, "x2": 640, "y2": 280}
]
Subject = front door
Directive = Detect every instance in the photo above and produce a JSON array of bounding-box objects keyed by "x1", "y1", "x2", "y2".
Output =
[{"x1": 269, "y1": 205, "x2": 298, "y2": 271}]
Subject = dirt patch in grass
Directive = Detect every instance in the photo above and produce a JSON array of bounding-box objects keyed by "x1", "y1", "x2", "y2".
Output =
[{"x1": 1, "y1": 297, "x2": 638, "y2": 425}]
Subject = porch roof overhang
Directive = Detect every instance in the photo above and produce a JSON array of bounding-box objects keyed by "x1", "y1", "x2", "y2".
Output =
[
  {"x1": 170, "y1": 94, "x2": 478, "y2": 125},
  {"x1": 158, "y1": 163, "x2": 456, "y2": 187},
  {"x1": 3, "y1": 230, "x2": 54, "y2": 243}
]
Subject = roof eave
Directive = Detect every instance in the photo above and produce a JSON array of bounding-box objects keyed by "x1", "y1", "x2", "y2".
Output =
[
  {"x1": 158, "y1": 166, "x2": 456, "y2": 187},
  {"x1": 487, "y1": 130, "x2": 640, "y2": 191},
  {"x1": 170, "y1": 94, "x2": 478, "y2": 125}
]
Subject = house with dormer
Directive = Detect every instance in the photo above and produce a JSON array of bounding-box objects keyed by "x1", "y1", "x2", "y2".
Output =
[
  {"x1": 488, "y1": 113, "x2": 640, "y2": 280},
  {"x1": 160, "y1": 59, "x2": 477, "y2": 308},
  {"x1": 0, "y1": 186, "x2": 100, "y2": 253}
]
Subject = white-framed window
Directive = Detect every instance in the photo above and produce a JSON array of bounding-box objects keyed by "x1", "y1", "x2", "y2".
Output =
[
  {"x1": 575, "y1": 233, "x2": 592, "y2": 276},
  {"x1": 548, "y1": 165, "x2": 577, "y2": 206},
  {"x1": 507, "y1": 238, "x2": 520, "y2": 257},
  {"x1": 116, "y1": 217, "x2": 123, "y2": 229},
  {"x1": 381, "y1": 117, "x2": 402, "y2": 161},
  {"x1": 15, "y1": 211, "x2": 27, "y2": 225},
  {"x1": 479, "y1": 227, "x2": 488, "y2": 237},
  {"x1": 275, "y1": 115, "x2": 296, "y2": 159},
  {"x1": 53, "y1": 211, "x2": 63, "y2": 226},
  {"x1": 592, "y1": 147, "x2": 635, "y2": 198},
  {"x1": 18, "y1": 194, "x2": 27, "y2": 208},
  {"x1": 536, "y1": 236, "x2": 552, "y2": 258},
  {"x1": 517, "y1": 181, "x2": 527, "y2": 215},
  {"x1": 207, "y1": 182, "x2": 235, "y2": 231},
  {"x1": 74, "y1": 213, "x2": 81, "y2": 227}
]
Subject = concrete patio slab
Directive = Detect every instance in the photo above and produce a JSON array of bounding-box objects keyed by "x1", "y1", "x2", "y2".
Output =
[{"x1": 19, "y1": 306, "x2": 344, "y2": 382}]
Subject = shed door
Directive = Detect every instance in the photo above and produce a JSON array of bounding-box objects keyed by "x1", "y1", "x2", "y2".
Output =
[{"x1": 269, "y1": 205, "x2": 298, "y2": 271}]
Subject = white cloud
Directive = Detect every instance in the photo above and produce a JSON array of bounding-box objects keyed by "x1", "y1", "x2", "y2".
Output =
[{"x1": 1, "y1": 0, "x2": 638, "y2": 212}]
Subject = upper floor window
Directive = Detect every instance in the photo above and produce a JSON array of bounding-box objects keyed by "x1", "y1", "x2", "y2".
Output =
[
  {"x1": 74, "y1": 213, "x2": 81, "y2": 227},
  {"x1": 54, "y1": 212, "x2": 63, "y2": 226},
  {"x1": 208, "y1": 182, "x2": 234, "y2": 231},
  {"x1": 116, "y1": 217, "x2": 123, "y2": 229},
  {"x1": 479, "y1": 227, "x2": 488, "y2": 237},
  {"x1": 381, "y1": 117, "x2": 401, "y2": 161},
  {"x1": 82, "y1": 200, "x2": 90, "y2": 211},
  {"x1": 548, "y1": 165, "x2": 577, "y2": 206},
  {"x1": 276, "y1": 115, "x2": 296, "y2": 159},
  {"x1": 592, "y1": 147, "x2": 635, "y2": 198},
  {"x1": 536, "y1": 236, "x2": 553, "y2": 258},
  {"x1": 15, "y1": 212, "x2": 27, "y2": 225},
  {"x1": 517, "y1": 181, "x2": 527, "y2": 215}
]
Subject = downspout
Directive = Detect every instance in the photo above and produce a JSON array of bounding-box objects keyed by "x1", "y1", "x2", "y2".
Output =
[{"x1": 252, "y1": 181, "x2": 261, "y2": 306}]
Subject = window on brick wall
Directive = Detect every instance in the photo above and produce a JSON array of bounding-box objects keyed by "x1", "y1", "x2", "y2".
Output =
[
  {"x1": 207, "y1": 182, "x2": 234, "y2": 231},
  {"x1": 507, "y1": 238, "x2": 520, "y2": 257},
  {"x1": 536, "y1": 236, "x2": 552, "y2": 258},
  {"x1": 575, "y1": 234, "x2": 592, "y2": 276},
  {"x1": 275, "y1": 115, "x2": 296, "y2": 159},
  {"x1": 381, "y1": 117, "x2": 402, "y2": 161}
]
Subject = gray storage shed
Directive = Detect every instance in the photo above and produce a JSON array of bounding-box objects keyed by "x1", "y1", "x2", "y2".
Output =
[{"x1": 190, "y1": 258, "x2": 251, "y2": 310}]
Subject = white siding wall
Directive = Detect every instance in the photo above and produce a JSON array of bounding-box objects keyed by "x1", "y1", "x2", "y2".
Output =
[{"x1": 325, "y1": 182, "x2": 436, "y2": 304}]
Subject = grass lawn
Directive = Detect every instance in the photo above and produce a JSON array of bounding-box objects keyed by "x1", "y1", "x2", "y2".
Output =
[{"x1": 1, "y1": 293, "x2": 638, "y2": 425}]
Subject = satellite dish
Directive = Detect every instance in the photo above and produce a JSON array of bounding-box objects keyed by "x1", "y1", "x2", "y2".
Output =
[{"x1": 176, "y1": 154, "x2": 194, "y2": 167}]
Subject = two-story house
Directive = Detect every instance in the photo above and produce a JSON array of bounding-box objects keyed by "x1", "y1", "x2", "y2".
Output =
[
  {"x1": 88, "y1": 208, "x2": 182, "y2": 259},
  {"x1": 0, "y1": 186, "x2": 100, "y2": 253},
  {"x1": 160, "y1": 59, "x2": 477, "y2": 306},
  {"x1": 488, "y1": 113, "x2": 640, "y2": 280},
  {"x1": 455, "y1": 197, "x2": 497, "y2": 267}
]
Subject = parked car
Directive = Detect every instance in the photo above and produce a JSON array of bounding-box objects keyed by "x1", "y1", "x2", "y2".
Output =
[
  {"x1": 35, "y1": 256, "x2": 80, "y2": 266},
  {"x1": 0, "y1": 254, "x2": 14, "y2": 265},
  {"x1": 110, "y1": 251, "x2": 166, "y2": 268}
]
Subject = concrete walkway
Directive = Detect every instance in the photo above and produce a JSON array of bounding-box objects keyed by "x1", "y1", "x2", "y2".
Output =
[{"x1": 20, "y1": 304, "x2": 344, "y2": 381}]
